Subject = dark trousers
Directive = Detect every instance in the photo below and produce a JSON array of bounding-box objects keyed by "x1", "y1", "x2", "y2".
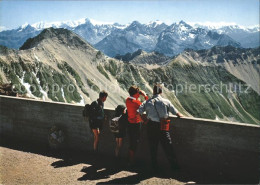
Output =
[
  {"x1": 147, "y1": 120, "x2": 177, "y2": 168},
  {"x1": 127, "y1": 123, "x2": 141, "y2": 152}
]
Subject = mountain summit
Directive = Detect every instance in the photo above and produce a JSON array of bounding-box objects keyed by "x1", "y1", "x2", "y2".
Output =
[
  {"x1": 155, "y1": 21, "x2": 241, "y2": 56},
  {"x1": 20, "y1": 28, "x2": 92, "y2": 50},
  {"x1": 115, "y1": 49, "x2": 170, "y2": 65}
]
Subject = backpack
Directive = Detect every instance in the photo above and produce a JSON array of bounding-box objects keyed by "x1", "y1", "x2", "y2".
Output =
[
  {"x1": 110, "y1": 116, "x2": 121, "y2": 133},
  {"x1": 82, "y1": 104, "x2": 91, "y2": 117},
  {"x1": 90, "y1": 100, "x2": 104, "y2": 120}
]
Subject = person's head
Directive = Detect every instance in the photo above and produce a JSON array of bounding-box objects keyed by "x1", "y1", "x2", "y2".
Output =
[
  {"x1": 128, "y1": 85, "x2": 140, "y2": 98},
  {"x1": 153, "y1": 84, "x2": 163, "y2": 95},
  {"x1": 99, "y1": 90, "x2": 108, "y2": 102},
  {"x1": 115, "y1": 105, "x2": 126, "y2": 117}
]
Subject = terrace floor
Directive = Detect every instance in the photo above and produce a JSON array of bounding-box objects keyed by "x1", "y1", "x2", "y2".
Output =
[{"x1": 0, "y1": 140, "x2": 195, "y2": 185}]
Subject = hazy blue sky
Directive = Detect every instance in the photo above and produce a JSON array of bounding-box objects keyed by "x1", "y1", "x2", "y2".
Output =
[{"x1": 0, "y1": 0, "x2": 259, "y2": 30}]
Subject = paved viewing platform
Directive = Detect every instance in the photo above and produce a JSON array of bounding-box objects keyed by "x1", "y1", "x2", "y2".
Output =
[
  {"x1": 0, "y1": 143, "x2": 187, "y2": 184},
  {"x1": 0, "y1": 95, "x2": 259, "y2": 184}
]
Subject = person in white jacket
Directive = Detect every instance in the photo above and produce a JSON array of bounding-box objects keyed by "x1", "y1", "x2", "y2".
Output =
[{"x1": 138, "y1": 84, "x2": 183, "y2": 171}]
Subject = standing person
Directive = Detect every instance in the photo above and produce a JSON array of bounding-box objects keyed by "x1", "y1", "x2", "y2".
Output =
[
  {"x1": 113, "y1": 105, "x2": 128, "y2": 158},
  {"x1": 89, "y1": 90, "x2": 108, "y2": 153},
  {"x1": 137, "y1": 84, "x2": 183, "y2": 172},
  {"x1": 126, "y1": 85, "x2": 148, "y2": 165}
]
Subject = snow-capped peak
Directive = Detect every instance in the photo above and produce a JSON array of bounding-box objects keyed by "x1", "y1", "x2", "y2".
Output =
[
  {"x1": 30, "y1": 18, "x2": 89, "y2": 30},
  {"x1": 147, "y1": 20, "x2": 165, "y2": 27},
  {"x1": 21, "y1": 23, "x2": 30, "y2": 29},
  {"x1": 29, "y1": 18, "x2": 119, "y2": 30},
  {"x1": 88, "y1": 18, "x2": 114, "y2": 26},
  {"x1": 17, "y1": 23, "x2": 32, "y2": 32},
  {"x1": 113, "y1": 23, "x2": 128, "y2": 29},
  {"x1": 177, "y1": 20, "x2": 192, "y2": 30},
  {"x1": 65, "y1": 18, "x2": 86, "y2": 27},
  {"x1": 188, "y1": 21, "x2": 237, "y2": 29},
  {"x1": 31, "y1": 21, "x2": 65, "y2": 30},
  {"x1": 247, "y1": 25, "x2": 260, "y2": 32},
  {"x1": 188, "y1": 22, "x2": 260, "y2": 33}
]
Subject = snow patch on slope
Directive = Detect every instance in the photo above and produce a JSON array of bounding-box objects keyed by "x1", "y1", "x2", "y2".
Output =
[
  {"x1": 32, "y1": 72, "x2": 49, "y2": 101},
  {"x1": 18, "y1": 72, "x2": 37, "y2": 98}
]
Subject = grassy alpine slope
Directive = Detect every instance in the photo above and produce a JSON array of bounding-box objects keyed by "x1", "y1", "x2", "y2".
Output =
[{"x1": 99, "y1": 47, "x2": 259, "y2": 125}]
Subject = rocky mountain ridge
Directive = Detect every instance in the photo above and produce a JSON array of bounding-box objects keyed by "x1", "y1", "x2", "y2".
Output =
[
  {"x1": 95, "y1": 20, "x2": 241, "y2": 56},
  {"x1": 114, "y1": 49, "x2": 171, "y2": 66},
  {"x1": 193, "y1": 24, "x2": 260, "y2": 48},
  {"x1": 179, "y1": 46, "x2": 260, "y2": 94},
  {"x1": 94, "y1": 20, "x2": 168, "y2": 57}
]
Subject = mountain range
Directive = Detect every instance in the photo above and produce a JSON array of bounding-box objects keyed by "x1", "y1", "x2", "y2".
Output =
[
  {"x1": 0, "y1": 19, "x2": 259, "y2": 57},
  {"x1": 193, "y1": 23, "x2": 260, "y2": 48},
  {"x1": 0, "y1": 28, "x2": 259, "y2": 125}
]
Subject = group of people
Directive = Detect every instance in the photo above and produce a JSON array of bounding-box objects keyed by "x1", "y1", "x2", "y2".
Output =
[{"x1": 88, "y1": 84, "x2": 183, "y2": 172}]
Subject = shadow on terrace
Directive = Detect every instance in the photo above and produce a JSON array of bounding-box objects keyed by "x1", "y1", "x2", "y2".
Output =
[{"x1": 0, "y1": 138, "x2": 192, "y2": 184}]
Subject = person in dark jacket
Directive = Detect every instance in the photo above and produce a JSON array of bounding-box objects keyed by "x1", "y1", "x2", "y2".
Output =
[
  {"x1": 113, "y1": 105, "x2": 128, "y2": 157},
  {"x1": 89, "y1": 91, "x2": 108, "y2": 153}
]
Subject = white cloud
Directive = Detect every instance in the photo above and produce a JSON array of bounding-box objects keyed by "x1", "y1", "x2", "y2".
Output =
[
  {"x1": 0, "y1": 26, "x2": 7, "y2": 31},
  {"x1": 187, "y1": 21, "x2": 238, "y2": 29}
]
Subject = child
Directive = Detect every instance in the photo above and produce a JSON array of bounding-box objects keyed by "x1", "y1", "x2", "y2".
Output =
[{"x1": 113, "y1": 105, "x2": 128, "y2": 157}]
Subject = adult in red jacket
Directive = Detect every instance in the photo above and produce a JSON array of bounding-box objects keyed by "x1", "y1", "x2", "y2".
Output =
[{"x1": 126, "y1": 86, "x2": 148, "y2": 165}]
